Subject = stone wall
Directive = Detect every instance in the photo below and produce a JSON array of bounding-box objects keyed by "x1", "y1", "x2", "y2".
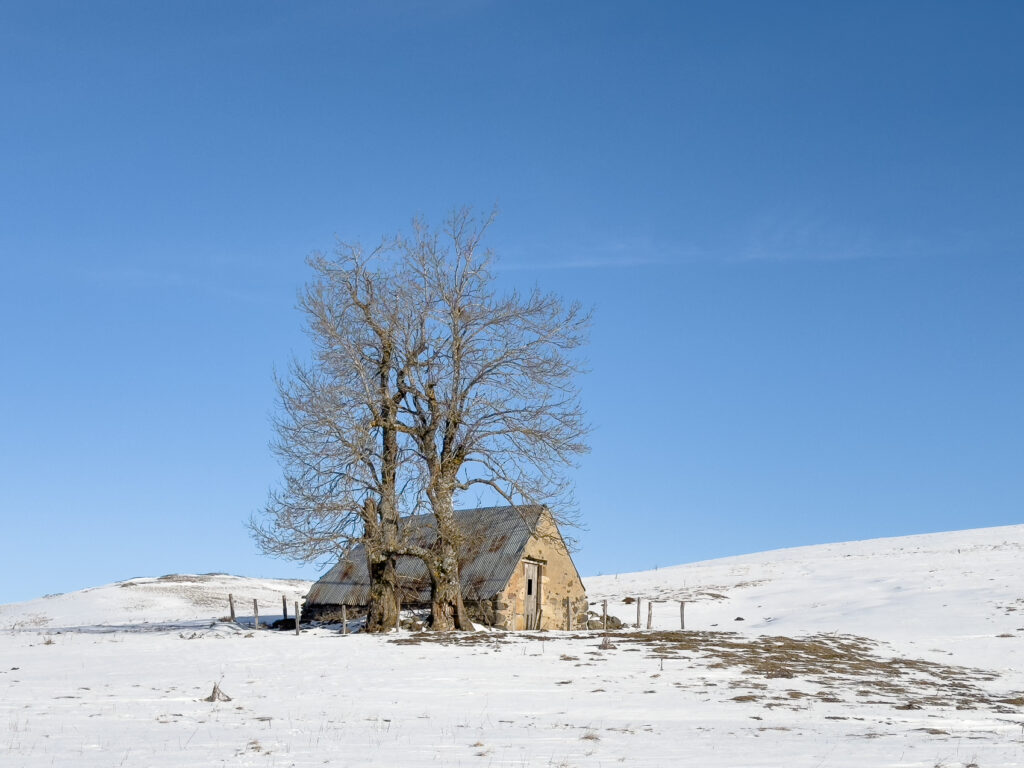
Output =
[{"x1": 494, "y1": 509, "x2": 588, "y2": 630}]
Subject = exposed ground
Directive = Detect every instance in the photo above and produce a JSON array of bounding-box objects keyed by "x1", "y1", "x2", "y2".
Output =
[{"x1": 2, "y1": 524, "x2": 1023, "y2": 766}]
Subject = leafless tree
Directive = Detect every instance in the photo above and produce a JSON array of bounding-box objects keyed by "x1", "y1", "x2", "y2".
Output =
[
  {"x1": 250, "y1": 239, "x2": 422, "y2": 632},
  {"x1": 395, "y1": 209, "x2": 590, "y2": 630},
  {"x1": 253, "y1": 209, "x2": 589, "y2": 632}
]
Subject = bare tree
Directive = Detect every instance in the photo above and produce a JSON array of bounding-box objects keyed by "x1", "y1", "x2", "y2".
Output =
[
  {"x1": 251, "y1": 239, "x2": 421, "y2": 632},
  {"x1": 395, "y1": 210, "x2": 590, "y2": 630},
  {"x1": 253, "y1": 209, "x2": 589, "y2": 633}
]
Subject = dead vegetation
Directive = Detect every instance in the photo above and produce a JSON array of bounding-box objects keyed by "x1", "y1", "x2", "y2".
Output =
[
  {"x1": 998, "y1": 597, "x2": 1024, "y2": 615},
  {"x1": 617, "y1": 630, "x2": 1017, "y2": 714},
  {"x1": 7, "y1": 613, "x2": 51, "y2": 630},
  {"x1": 387, "y1": 629, "x2": 1021, "y2": 715},
  {"x1": 203, "y1": 682, "x2": 232, "y2": 702},
  {"x1": 616, "y1": 580, "x2": 768, "y2": 604}
]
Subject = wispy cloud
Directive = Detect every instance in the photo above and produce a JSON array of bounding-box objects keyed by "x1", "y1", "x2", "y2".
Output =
[
  {"x1": 498, "y1": 254, "x2": 673, "y2": 271},
  {"x1": 736, "y1": 212, "x2": 1024, "y2": 264},
  {"x1": 497, "y1": 236, "x2": 700, "y2": 272},
  {"x1": 736, "y1": 212, "x2": 879, "y2": 263}
]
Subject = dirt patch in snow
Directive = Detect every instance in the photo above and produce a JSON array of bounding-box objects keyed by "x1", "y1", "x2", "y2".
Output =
[
  {"x1": 620, "y1": 630, "x2": 1017, "y2": 714},
  {"x1": 389, "y1": 629, "x2": 1022, "y2": 715}
]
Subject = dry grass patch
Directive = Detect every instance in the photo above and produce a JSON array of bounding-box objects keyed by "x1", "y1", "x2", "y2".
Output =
[
  {"x1": 383, "y1": 628, "x2": 1023, "y2": 715},
  {"x1": 612, "y1": 630, "x2": 1018, "y2": 714}
]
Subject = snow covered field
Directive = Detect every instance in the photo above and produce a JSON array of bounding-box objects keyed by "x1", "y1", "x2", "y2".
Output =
[{"x1": 2, "y1": 526, "x2": 1023, "y2": 767}]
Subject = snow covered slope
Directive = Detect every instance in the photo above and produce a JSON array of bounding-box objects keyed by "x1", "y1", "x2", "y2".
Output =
[
  {"x1": 0, "y1": 573, "x2": 310, "y2": 630},
  {"x1": 1, "y1": 526, "x2": 1022, "y2": 767},
  {"x1": 587, "y1": 524, "x2": 1024, "y2": 669}
]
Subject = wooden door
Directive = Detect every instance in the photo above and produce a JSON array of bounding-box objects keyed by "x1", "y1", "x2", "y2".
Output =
[{"x1": 523, "y1": 561, "x2": 540, "y2": 630}]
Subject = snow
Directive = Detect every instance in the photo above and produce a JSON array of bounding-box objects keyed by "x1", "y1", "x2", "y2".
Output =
[
  {"x1": 0, "y1": 573, "x2": 310, "y2": 632},
  {"x1": 587, "y1": 524, "x2": 1024, "y2": 670},
  {"x1": 2, "y1": 526, "x2": 1023, "y2": 766}
]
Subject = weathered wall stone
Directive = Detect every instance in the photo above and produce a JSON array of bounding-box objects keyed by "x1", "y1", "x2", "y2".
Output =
[
  {"x1": 497, "y1": 509, "x2": 588, "y2": 631},
  {"x1": 586, "y1": 611, "x2": 622, "y2": 630}
]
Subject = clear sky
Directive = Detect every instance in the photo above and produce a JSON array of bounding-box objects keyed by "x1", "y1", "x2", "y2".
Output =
[{"x1": 1, "y1": 2, "x2": 1022, "y2": 604}]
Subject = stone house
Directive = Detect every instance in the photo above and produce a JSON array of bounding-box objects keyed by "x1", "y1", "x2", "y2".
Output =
[{"x1": 303, "y1": 505, "x2": 588, "y2": 630}]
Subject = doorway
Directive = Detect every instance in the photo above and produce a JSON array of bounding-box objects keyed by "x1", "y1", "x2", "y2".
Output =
[{"x1": 523, "y1": 561, "x2": 541, "y2": 629}]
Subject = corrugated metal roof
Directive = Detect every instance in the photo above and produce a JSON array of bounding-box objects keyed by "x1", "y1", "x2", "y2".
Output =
[{"x1": 305, "y1": 505, "x2": 545, "y2": 607}]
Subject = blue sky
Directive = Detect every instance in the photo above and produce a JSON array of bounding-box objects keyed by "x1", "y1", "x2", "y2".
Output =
[{"x1": 1, "y1": 2, "x2": 1022, "y2": 603}]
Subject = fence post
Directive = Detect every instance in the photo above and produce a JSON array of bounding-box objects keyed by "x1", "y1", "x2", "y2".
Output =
[
  {"x1": 602, "y1": 599, "x2": 608, "y2": 633},
  {"x1": 228, "y1": 593, "x2": 235, "y2": 622},
  {"x1": 294, "y1": 601, "x2": 300, "y2": 636},
  {"x1": 282, "y1": 595, "x2": 288, "y2": 621},
  {"x1": 253, "y1": 599, "x2": 260, "y2": 629},
  {"x1": 647, "y1": 601, "x2": 653, "y2": 630},
  {"x1": 680, "y1": 600, "x2": 685, "y2": 630},
  {"x1": 636, "y1": 597, "x2": 641, "y2": 628},
  {"x1": 342, "y1": 604, "x2": 348, "y2": 635}
]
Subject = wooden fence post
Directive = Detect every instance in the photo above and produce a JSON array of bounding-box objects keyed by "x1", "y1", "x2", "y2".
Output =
[
  {"x1": 647, "y1": 601, "x2": 653, "y2": 630},
  {"x1": 602, "y1": 600, "x2": 608, "y2": 633},
  {"x1": 228, "y1": 593, "x2": 235, "y2": 622},
  {"x1": 680, "y1": 600, "x2": 685, "y2": 630},
  {"x1": 294, "y1": 601, "x2": 300, "y2": 636},
  {"x1": 636, "y1": 597, "x2": 641, "y2": 628},
  {"x1": 282, "y1": 595, "x2": 288, "y2": 621},
  {"x1": 342, "y1": 604, "x2": 348, "y2": 635},
  {"x1": 253, "y1": 599, "x2": 260, "y2": 629}
]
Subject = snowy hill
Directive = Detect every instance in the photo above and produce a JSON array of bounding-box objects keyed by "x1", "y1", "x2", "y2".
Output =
[
  {"x1": 2, "y1": 525, "x2": 1023, "y2": 767},
  {"x1": 586, "y1": 524, "x2": 1024, "y2": 670},
  {"x1": 0, "y1": 573, "x2": 310, "y2": 631}
]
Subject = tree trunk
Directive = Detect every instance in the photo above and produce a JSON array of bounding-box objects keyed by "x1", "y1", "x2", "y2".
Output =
[
  {"x1": 426, "y1": 539, "x2": 472, "y2": 631},
  {"x1": 365, "y1": 551, "x2": 400, "y2": 632},
  {"x1": 424, "y1": 486, "x2": 473, "y2": 631},
  {"x1": 363, "y1": 490, "x2": 403, "y2": 633},
  {"x1": 363, "y1": 395, "x2": 405, "y2": 633}
]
